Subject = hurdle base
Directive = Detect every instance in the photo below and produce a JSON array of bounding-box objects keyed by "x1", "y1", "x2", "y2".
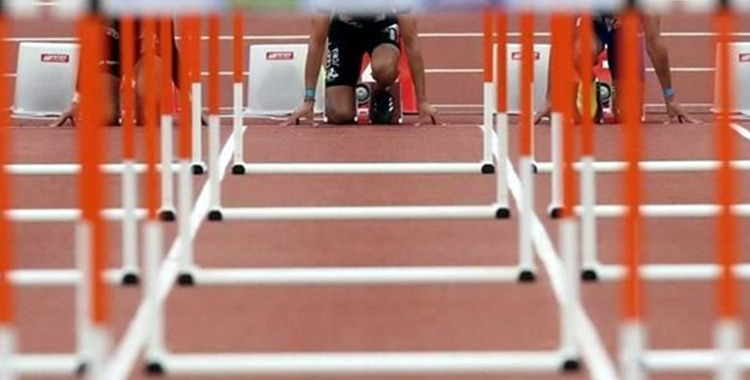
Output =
[
  {"x1": 548, "y1": 206, "x2": 563, "y2": 219},
  {"x1": 531, "y1": 162, "x2": 539, "y2": 174},
  {"x1": 562, "y1": 358, "x2": 581, "y2": 372},
  {"x1": 518, "y1": 270, "x2": 536, "y2": 283},
  {"x1": 145, "y1": 362, "x2": 166, "y2": 376},
  {"x1": 495, "y1": 207, "x2": 511, "y2": 219},
  {"x1": 121, "y1": 272, "x2": 140, "y2": 286},
  {"x1": 231, "y1": 164, "x2": 246, "y2": 175},
  {"x1": 191, "y1": 163, "x2": 207, "y2": 175},
  {"x1": 581, "y1": 269, "x2": 599, "y2": 282},
  {"x1": 208, "y1": 210, "x2": 224, "y2": 222},
  {"x1": 75, "y1": 361, "x2": 87, "y2": 377},
  {"x1": 481, "y1": 163, "x2": 495, "y2": 175},
  {"x1": 177, "y1": 273, "x2": 196, "y2": 286},
  {"x1": 159, "y1": 209, "x2": 177, "y2": 222}
]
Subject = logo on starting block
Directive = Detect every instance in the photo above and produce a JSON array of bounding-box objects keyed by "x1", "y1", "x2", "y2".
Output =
[
  {"x1": 740, "y1": 53, "x2": 750, "y2": 63},
  {"x1": 41, "y1": 53, "x2": 70, "y2": 63},
  {"x1": 266, "y1": 51, "x2": 294, "y2": 61},
  {"x1": 511, "y1": 51, "x2": 541, "y2": 61}
]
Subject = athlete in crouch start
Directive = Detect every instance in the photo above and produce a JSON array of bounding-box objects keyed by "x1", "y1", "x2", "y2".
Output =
[{"x1": 285, "y1": 11, "x2": 441, "y2": 126}]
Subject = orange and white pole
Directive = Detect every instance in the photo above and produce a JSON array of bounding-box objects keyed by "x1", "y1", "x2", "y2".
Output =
[
  {"x1": 579, "y1": 14, "x2": 599, "y2": 279},
  {"x1": 77, "y1": 12, "x2": 111, "y2": 379},
  {"x1": 714, "y1": 9, "x2": 742, "y2": 380},
  {"x1": 518, "y1": 13, "x2": 536, "y2": 281},
  {"x1": 232, "y1": 10, "x2": 245, "y2": 172},
  {"x1": 141, "y1": 18, "x2": 167, "y2": 368},
  {"x1": 494, "y1": 9, "x2": 510, "y2": 217},
  {"x1": 190, "y1": 17, "x2": 205, "y2": 173},
  {"x1": 0, "y1": 15, "x2": 16, "y2": 380},
  {"x1": 119, "y1": 16, "x2": 138, "y2": 284},
  {"x1": 177, "y1": 17, "x2": 196, "y2": 284},
  {"x1": 619, "y1": 10, "x2": 645, "y2": 380},
  {"x1": 159, "y1": 19, "x2": 176, "y2": 220},
  {"x1": 208, "y1": 14, "x2": 222, "y2": 217},
  {"x1": 482, "y1": 9, "x2": 495, "y2": 167}
]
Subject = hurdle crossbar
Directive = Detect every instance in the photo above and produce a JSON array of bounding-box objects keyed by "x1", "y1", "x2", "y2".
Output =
[
  {"x1": 235, "y1": 162, "x2": 492, "y2": 175},
  {"x1": 574, "y1": 204, "x2": 750, "y2": 218},
  {"x1": 214, "y1": 205, "x2": 502, "y2": 221},
  {"x1": 535, "y1": 160, "x2": 750, "y2": 173},
  {"x1": 185, "y1": 266, "x2": 522, "y2": 286},
  {"x1": 3, "y1": 163, "x2": 181, "y2": 175},
  {"x1": 7, "y1": 269, "x2": 131, "y2": 287},
  {"x1": 156, "y1": 351, "x2": 568, "y2": 376},
  {"x1": 4, "y1": 208, "x2": 148, "y2": 222},
  {"x1": 643, "y1": 349, "x2": 750, "y2": 372},
  {"x1": 583, "y1": 263, "x2": 750, "y2": 282},
  {"x1": 8, "y1": 354, "x2": 80, "y2": 376}
]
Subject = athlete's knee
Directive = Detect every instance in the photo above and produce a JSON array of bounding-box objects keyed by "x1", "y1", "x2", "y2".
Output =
[
  {"x1": 371, "y1": 52, "x2": 400, "y2": 86},
  {"x1": 326, "y1": 104, "x2": 356, "y2": 124}
]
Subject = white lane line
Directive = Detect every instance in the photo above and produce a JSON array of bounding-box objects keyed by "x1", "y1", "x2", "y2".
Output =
[
  {"x1": 730, "y1": 123, "x2": 750, "y2": 141},
  {"x1": 103, "y1": 126, "x2": 243, "y2": 380},
  {"x1": 505, "y1": 159, "x2": 619, "y2": 380}
]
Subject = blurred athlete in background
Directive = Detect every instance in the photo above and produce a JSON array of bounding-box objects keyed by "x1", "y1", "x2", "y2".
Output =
[{"x1": 284, "y1": 10, "x2": 441, "y2": 126}]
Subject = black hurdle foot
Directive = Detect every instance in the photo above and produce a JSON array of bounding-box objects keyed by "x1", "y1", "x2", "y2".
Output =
[
  {"x1": 549, "y1": 207, "x2": 563, "y2": 219},
  {"x1": 232, "y1": 164, "x2": 246, "y2": 175},
  {"x1": 191, "y1": 163, "x2": 206, "y2": 175},
  {"x1": 518, "y1": 270, "x2": 536, "y2": 282},
  {"x1": 145, "y1": 362, "x2": 165, "y2": 376},
  {"x1": 581, "y1": 269, "x2": 599, "y2": 282},
  {"x1": 177, "y1": 273, "x2": 195, "y2": 286},
  {"x1": 562, "y1": 358, "x2": 581, "y2": 372},
  {"x1": 481, "y1": 163, "x2": 495, "y2": 174},
  {"x1": 75, "y1": 362, "x2": 87, "y2": 377},
  {"x1": 208, "y1": 210, "x2": 223, "y2": 221},
  {"x1": 121, "y1": 272, "x2": 140, "y2": 286},
  {"x1": 159, "y1": 209, "x2": 176, "y2": 222},
  {"x1": 495, "y1": 208, "x2": 511, "y2": 219}
]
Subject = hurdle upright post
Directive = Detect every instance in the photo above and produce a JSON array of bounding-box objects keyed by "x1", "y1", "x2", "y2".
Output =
[
  {"x1": 618, "y1": 10, "x2": 646, "y2": 380},
  {"x1": 207, "y1": 14, "x2": 222, "y2": 220},
  {"x1": 548, "y1": 15, "x2": 563, "y2": 219},
  {"x1": 714, "y1": 9, "x2": 742, "y2": 380},
  {"x1": 0, "y1": 13, "x2": 17, "y2": 380},
  {"x1": 119, "y1": 16, "x2": 139, "y2": 285},
  {"x1": 482, "y1": 9, "x2": 495, "y2": 167},
  {"x1": 231, "y1": 10, "x2": 245, "y2": 174},
  {"x1": 77, "y1": 11, "x2": 111, "y2": 378},
  {"x1": 190, "y1": 17, "x2": 205, "y2": 174},
  {"x1": 141, "y1": 18, "x2": 167, "y2": 371},
  {"x1": 494, "y1": 9, "x2": 510, "y2": 218},
  {"x1": 517, "y1": 12, "x2": 536, "y2": 282},
  {"x1": 578, "y1": 14, "x2": 599, "y2": 280},
  {"x1": 177, "y1": 17, "x2": 196, "y2": 285},
  {"x1": 159, "y1": 19, "x2": 177, "y2": 221},
  {"x1": 553, "y1": 13, "x2": 580, "y2": 370}
]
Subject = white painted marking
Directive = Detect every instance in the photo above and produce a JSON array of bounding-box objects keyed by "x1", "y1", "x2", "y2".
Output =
[{"x1": 730, "y1": 123, "x2": 750, "y2": 141}]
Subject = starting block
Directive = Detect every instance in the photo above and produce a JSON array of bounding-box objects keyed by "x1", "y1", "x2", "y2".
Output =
[
  {"x1": 13, "y1": 42, "x2": 79, "y2": 117},
  {"x1": 246, "y1": 44, "x2": 325, "y2": 117},
  {"x1": 714, "y1": 42, "x2": 750, "y2": 115},
  {"x1": 495, "y1": 43, "x2": 551, "y2": 114}
]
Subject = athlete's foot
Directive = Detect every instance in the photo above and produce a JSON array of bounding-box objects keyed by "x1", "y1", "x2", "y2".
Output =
[{"x1": 370, "y1": 89, "x2": 394, "y2": 125}]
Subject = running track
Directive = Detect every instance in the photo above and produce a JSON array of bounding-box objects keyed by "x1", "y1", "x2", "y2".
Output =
[{"x1": 7, "y1": 9, "x2": 750, "y2": 380}]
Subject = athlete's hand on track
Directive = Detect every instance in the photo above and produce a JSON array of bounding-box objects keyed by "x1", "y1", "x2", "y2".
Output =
[
  {"x1": 533, "y1": 102, "x2": 551, "y2": 125},
  {"x1": 282, "y1": 101, "x2": 318, "y2": 126},
  {"x1": 666, "y1": 99, "x2": 701, "y2": 124},
  {"x1": 416, "y1": 102, "x2": 442, "y2": 126},
  {"x1": 51, "y1": 101, "x2": 79, "y2": 127}
]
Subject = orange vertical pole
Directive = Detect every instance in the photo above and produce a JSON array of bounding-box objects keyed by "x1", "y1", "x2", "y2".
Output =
[
  {"x1": 232, "y1": 10, "x2": 245, "y2": 166},
  {"x1": 179, "y1": 18, "x2": 193, "y2": 161},
  {"x1": 495, "y1": 10, "x2": 507, "y2": 114},
  {"x1": 580, "y1": 14, "x2": 595, "y2": 157},
  {"x1": 208, "y1": 15, "x2": 220, "y2": 116},
  {"x1": 121, "y1": 17, "x2": 136, "y2": 154},
  {"x1": 520, "y1": 13, "x2": 534, "y2": 157},
  {"x1": 160, "y1": 19, "x2": 174, "y2": 116},
  {"x1": 483, "y1": 9, "x2": 493, "y2": 85},
  {"x1": 233, "y1": 12, "x2": 244, "y2": 85},
  {"x1": 0, "y1": 17, "x2": 12, "y2": 328},
  {"x1": 78, "y1": 14, "x2": 108, "y2": 325},
  {"x1": 621, "y1": 10, "x2": 643, "y2": 322},
  {"x1": 715, "y1": 9, "x2": 738, "y2": 321},
  {"x1": 143, "y1": 19, "x2": 159, "y2": 221},
  {"x1": 560, "y1": 15, "x2": 576, "y2": 218}
]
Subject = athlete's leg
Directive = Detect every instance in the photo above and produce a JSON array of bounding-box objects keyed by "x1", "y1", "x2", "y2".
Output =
[
  {"x1": 325, "y1": 86, "x2": 357, "y2": 124},
  {"x1": 325, "y1": 22, "x2": 362, "y2": 124},
  {"x1": 134, "y1": 56, "x2": 165, "y2": 125}
]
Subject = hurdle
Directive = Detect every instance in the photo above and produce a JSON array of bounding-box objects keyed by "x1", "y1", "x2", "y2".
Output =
[{"x1": 113, "y1": 7, "x2": 583, "y2": 378}]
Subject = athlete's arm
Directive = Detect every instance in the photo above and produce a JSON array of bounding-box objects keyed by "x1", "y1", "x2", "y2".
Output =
[
  {"x1": 642, "y1": 14, "x2": 700, "y2": 124},
  {"x1": 283, "y1": 14, "x2": 330, "y2": 126},
  {"x1": 399, "y1": 15, "x2": 440, "y2": 125}
]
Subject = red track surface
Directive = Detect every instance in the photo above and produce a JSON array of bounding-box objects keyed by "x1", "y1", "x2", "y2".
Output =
[{"x1": 6, "y1": 10, "x2": 750, "y2": 380}]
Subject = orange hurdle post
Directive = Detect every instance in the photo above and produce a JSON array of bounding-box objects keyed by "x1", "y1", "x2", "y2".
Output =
[
  {"x1": 119, "y1": 16, "x2": 138, "y2": 283},
  {"x1": 159, "y1": 18, "x2": 176, "y2": 220},
  {"x1": 177, "y1": 17, "x2": 196, "y2": 284},
  {"x1": 232, "y1": 10, "x2": 245, "y2": 170},
  {"x1": 494, "y1": 9, "x2": 510, "y2": 216},
  {"x1": 517, "y1": 13, "x2": 536, "y2": 281},
  {"x1": 190, "y1": 17, "x2": 205, "y2": 173},
  {"x1": 207, "y1": 14, "x2": 222, "y2": 218}
]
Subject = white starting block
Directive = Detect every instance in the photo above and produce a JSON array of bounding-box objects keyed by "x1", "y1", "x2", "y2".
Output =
[
  {"x1": 246, "y1": 44, "x2": 325, "y2": 117},
  {"x1": 714, "y1": 42, "x2": 750, "y2": 115},
  {"x1": 494, "y1": 43, "x2": 551, "y2": 114},
  {"x1": 13, "y1": 42, "x2": 79, "y2": 117}
]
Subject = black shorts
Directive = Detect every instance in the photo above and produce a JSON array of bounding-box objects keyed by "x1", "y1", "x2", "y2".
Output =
[
  {"x1": 593, "y1": 19, "x2": 621, "y2": 81},
  {"x1": 325, "y1": 17, "x2": 401, "y2": 88}
]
